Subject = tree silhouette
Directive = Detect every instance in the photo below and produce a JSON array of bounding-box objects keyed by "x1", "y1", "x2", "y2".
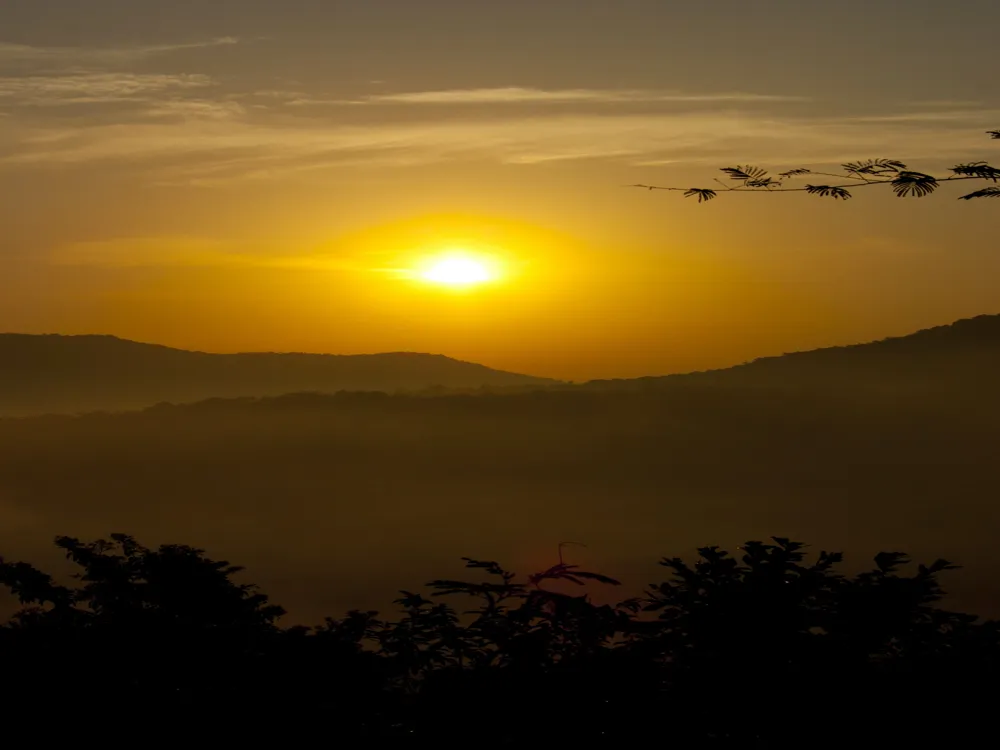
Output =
[
  {"x1": 2, "y1": 533, "x2": 998, "y2": 741},
  {"x1": 632, "y1": 129, "x2": 1000, "y2": 202}
]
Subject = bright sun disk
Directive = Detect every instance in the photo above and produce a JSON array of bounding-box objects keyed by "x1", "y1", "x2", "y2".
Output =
[{"x1": 421, "y1": 256, "x2": 493, "y2": 285}]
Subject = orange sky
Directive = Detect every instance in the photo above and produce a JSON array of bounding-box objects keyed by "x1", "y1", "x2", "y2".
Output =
[{"x1": 1, "y1": 1, "x2": 999, "y2": 380}]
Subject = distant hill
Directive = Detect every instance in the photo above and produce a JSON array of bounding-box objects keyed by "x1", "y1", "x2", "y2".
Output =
[
  {"x1": 3, "y1": 325, "x2": 1000, "y2": 623},
  {"x1": 582, "y1": 314, "x2": 1000, "y2": 395},
  {"x1": 0, "y1": 334, "x2": 556, "y2": 416}
]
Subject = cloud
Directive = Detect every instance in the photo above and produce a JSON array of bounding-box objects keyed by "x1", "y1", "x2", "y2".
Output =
[
  {"x1": 290, "y1": 87, "x2": 809, "y2": 106},
  {"x1": 142, "y1": 99, "x2": 246, "y2": 120},
  {"x1": 0, "y1": 72, "x2": 214, "y2": 105},
  {"x1": 0, "y1": 111, "x2": 788, "y2": 168},
  {"x1": 904, "y1": 100, "x2": 984, "y2": 109},
  {"x1": 0, "y1": 38, "x2": 238, "y2": 67},
  {"x1": 49, "y1": 237, "x2": 235, "y2": 268},
  {"x1": 843, "y1": 110, "x2": 996, "y2": 124},
  {"x1": 3, "y1": 87, "x2": 996, "y2": 183},
  {"x1": 49, "y1": 236, "x2": 352, "y2": 271}
]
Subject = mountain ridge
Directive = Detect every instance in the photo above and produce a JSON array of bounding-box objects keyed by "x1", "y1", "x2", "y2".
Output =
[
  {"x1": 3, "y1": 313, "x2": 999, "y2": 415},
  {"x1": 0, "y1": 333, "x2": 557, "y2": 416},
  {"x1": 581, "y1": 313, "x2": 1000, "y2": 390}
]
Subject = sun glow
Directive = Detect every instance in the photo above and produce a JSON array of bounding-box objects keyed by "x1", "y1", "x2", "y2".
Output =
[{"x1": 420, "y1": 253, "x2": 497, "y2": 286}]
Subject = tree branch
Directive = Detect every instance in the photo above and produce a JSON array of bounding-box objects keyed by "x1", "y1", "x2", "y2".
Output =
[{"x1": 629, "y1": 129, "x2": 998, "y2": 202}]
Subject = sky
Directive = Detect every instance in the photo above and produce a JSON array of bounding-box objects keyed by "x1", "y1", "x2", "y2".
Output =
[{"x1": 1, "y1": 0, "x2": 998, "y2": 380}]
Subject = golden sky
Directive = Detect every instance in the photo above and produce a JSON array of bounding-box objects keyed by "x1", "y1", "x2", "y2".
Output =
[{"x1": 1, "y1": 1, "x2": 998, "y2": 380}]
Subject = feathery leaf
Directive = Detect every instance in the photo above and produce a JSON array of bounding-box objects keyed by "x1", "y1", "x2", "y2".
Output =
[
  {"x1": 805, "y1": 185, "x2": 853, "y2": 200},
  {"x1": 720, "y1": 165, "x2": 769, "y2": 184},
  {"x1": 950, "y1": 162, "x2": 1000, "y2": 181},
  {"x1": 958, "y1": 187, "x2": 1000, "y2": 200},
  {"x1": 891, "y1": 171, "x2": 938, "y2": 198},
  {"x1": 842, "y1": 159, "x2": 906, "y2": 176},
  {"x1": 684, "y1": 188, "x2": 717, "y2": 203}
]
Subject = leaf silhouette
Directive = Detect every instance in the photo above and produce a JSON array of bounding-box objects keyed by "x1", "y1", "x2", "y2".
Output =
[
  {"x1": 988, "y1": 129, "x2": 1000, "y2": 139},
  {"x1": 950, "y1": 162, "x2": 1000, "y2": 181},
  {"x1": 874, "y1": 552, "x2": 910, "y2": 573},
  {"x1": 460, "y1": 558, "x2": 507, "y2": 576},
  {"x1": 746, "y1": 177, "x2": 782, "y2": 188},
  {"x1": 805, "y1": 185, "x2": 853, "y2": 200},
  {"x1": 566, "y1": 570, "x2": 623, "y2": 586},
  {"x1": 958, "y1": 187, "x2": 1000, "y2": 200},
  {"x1": 684, "y1": 188, "x2": 717, "y2": 203},
  {"x1": 779, "y1": 168, "x2": 812, "y2": 178},
  {"x1": 842, "y1": 158, "x2": 907, "y2": 176},
  {"x1": 891, "y1": 171, "x2": 939, "y2": 197},
  {"x1": 720, "y1": 165, "x2": 769, "y2": 183}
]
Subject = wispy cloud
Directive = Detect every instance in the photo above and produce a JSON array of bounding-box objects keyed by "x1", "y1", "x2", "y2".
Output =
[
  {"x1": 0, "y1": 38, "x2": 239, "y2": 66},
  {"x1": 0, "y1": 44, "x2": 993, "y2": 187},
  {"x1": 904, "y1": 99, "x2": 984, "y2": 109},
  {"x1": 842, "y1": 110, "x2": 996, "y2": 124},
  {"x1": 5, "y1": 105, "x2": 996, "y2": 186},
  {"x1": 0, "y1": 72, "x2": 214, "y2": 105},
  {"x1": 49, "y1": 236, "x2": 352, "y2": 271},
  {"x1": 290, "y1": 87, "x2": 809, "y2": 106},
  {"x1": 142, "y1": 99, "x2": 246, "y2": 120}
]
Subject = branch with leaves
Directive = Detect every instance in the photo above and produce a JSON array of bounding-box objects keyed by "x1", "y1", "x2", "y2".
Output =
[{"x1": 632, "y1": 129, "x2": 1000, "y2": 203}]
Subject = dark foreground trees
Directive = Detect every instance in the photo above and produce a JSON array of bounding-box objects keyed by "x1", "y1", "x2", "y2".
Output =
[{"x1": 2, "y1": 534, "x2": 998, "y2": 742}]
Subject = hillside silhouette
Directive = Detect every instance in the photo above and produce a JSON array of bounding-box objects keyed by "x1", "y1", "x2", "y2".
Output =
[
  {"x1": 583, "y1": 313, "x2": 1000, "y2": 396},
  {"x1": 0, "y1": 333, "x2": 556, "y2": 416},
  {"x1": 5, "y1": 314, "x2": 998, "y2": 417},
  {"x1": 2, "y1": 314, "x2": 999, "y2": 626}
]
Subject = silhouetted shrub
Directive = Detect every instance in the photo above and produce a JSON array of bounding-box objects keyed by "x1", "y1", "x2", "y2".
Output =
[{"x1": 2, "y1": 534, "x2": 998, "y2": 741}]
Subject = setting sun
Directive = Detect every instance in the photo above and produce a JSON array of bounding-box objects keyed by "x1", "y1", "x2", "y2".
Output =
[{"x1": 420, "y1": 254, "x2": 496, "y2": 286}]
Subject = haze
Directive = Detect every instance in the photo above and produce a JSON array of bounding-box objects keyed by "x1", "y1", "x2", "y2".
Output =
[{"x1": 3, "y1": 5, "x2": 1000, "y2": 736}]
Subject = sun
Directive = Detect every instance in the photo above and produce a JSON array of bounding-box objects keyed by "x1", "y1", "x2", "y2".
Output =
[{"x1": 420, "y1": 254, "x2": 495, "y2": 286}]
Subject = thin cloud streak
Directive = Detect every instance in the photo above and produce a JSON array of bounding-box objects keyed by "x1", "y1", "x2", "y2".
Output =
[
  {"x1": 0, "y1": 38, "x2": 239, "y2": 66},
  {"x1": 291, "y1": 87, "x2": 810, "y2": 106},
  {"x1": 49, "y1": 236, "x2": 354, "y2": 271},
  {"x1": 3, "y1": 100, "x2": 996, "y2": 183},
  {"x1": 0, "y1": 73, "x2": 215, "y2": 105},
  {"x1": 143, "y1": 99, "x2": 246, "y2": 120},
  {"x1": 842, "y1": 110, "x2": 999, "y2": 124}
]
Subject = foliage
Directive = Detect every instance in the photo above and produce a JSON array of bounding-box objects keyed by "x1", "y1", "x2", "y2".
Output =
[
  {"x1": 632, "y1": 129, "x2": 1000, "y2": 202},
  {"x1": 2, "y1": 533, "x2": 998, "y2": 741}
]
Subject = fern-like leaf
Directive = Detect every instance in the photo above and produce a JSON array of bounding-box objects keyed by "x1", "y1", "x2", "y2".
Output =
[
  {"x1": 987, "y1": 129, "x2": 1000, "y2": 139},
  {"x1": 684, "y1": 188, "x2": 717, "y2": 203},
  {"x1": 950, "y1": 162, "x2": 1000, "y2": 181},
  {"x1": 779, "y1": 168, "x2": 811, "y2": 178},
  {"x1": 720, "y1": 165, "x2": 768, "y2": 184},
  {"x1": 745, "y1": 176, "x2": 782, "y2": 188},
  {"x1": 891, "y1": 171, "x2": 938, "y2": 197},
  {"x1": 842, "y1": 159, "x2": 906, "y2": 176},
  {"x1": 805, "y1": 185, "x2": 852, "y2": 200},
  {"x1": 958, "y1": 187, "x2": 1000, "y2": 200}
]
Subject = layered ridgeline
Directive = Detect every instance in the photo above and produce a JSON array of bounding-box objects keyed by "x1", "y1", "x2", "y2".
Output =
[
  {"x1": 3, "y1": 314, "x2": 998, "y2": 416},
  {"x1": 2, "y1": 314, "x2": 1000, "y2": 623},
  {"x1": 0, "y1": 334, "x2": 557, "y2": 416},
  {"x1": 582, "y1": 313, "x2": 1000, "y2": 396}
]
